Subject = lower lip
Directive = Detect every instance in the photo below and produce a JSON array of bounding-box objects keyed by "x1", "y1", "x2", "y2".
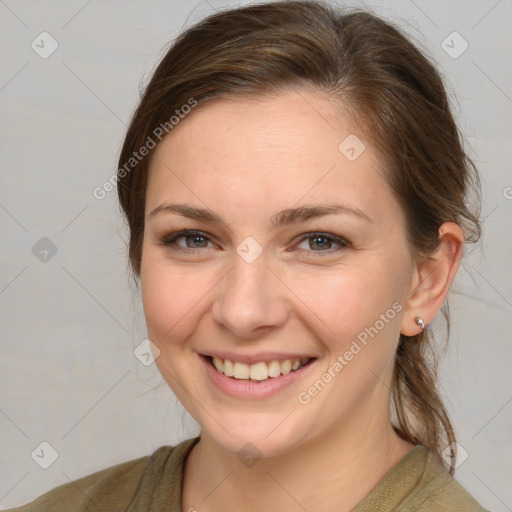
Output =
[{"x1": 200, "y1": 355, "x2": 315, "y2": 399}]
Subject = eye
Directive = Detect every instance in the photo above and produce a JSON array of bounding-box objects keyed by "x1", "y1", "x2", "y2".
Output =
[
  {"x1": 160, "y1": 230, "x2": 214, "y2": 250},
  {"x1": 159, "y1": 229, "x2": 350, "y2": 256},
  {"x1": 294, "y1": 232, "x2": 350, "y2": 254}
]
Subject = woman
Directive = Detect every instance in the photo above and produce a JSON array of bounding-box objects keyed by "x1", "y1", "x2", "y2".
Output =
[{"x1": 7, "y1": 1, "x2": 488, "y2": 510}]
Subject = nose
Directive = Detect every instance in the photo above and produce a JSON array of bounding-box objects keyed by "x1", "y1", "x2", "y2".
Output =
[{"x1": 211, "y1": 253, "x2": 289, "y2": 339}]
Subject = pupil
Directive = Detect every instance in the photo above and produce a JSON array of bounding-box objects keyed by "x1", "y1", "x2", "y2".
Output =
[
  {"x1": 184, "y1": 235, "x2": 332, "y2": 250},
  {"x1": 187, "y1": 235, "x2": 206, "y2": 248},
  {"x1": 311, "y1": 236, "x2": 330, "y2": 250}
]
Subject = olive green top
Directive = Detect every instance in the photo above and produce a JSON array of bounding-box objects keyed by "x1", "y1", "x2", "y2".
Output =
[{"x1": 6, "y1": 437, "x2": 488, "y2": 511}]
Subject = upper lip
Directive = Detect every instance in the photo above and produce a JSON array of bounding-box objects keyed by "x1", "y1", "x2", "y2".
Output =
[{"x1": 200, "y1": 351, "x2": 315, "y2": 365}]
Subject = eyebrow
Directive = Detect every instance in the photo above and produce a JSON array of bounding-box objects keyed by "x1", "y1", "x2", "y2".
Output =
[{"x1": 149, "y1": 202, "x2": 372, "y2": 226}]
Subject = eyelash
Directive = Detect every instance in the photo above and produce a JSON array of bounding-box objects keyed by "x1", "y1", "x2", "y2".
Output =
[{"x1": 159, "y1": 229, "x2": 351, "y2": 257}]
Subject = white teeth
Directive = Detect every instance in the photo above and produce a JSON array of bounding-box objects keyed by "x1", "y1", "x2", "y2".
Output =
[
  {"x1": 280, "y1": 359, "x2": 292, "y2": 375},
  {"x1": 234, "y1": 361, "x2": 250, "y2": 379},
  {"x1": 268, "y1": 360, "x2": 281, "y2": 378},
  {"x1": 211, "y1": 356, "x2": 310, "y2": 381},
  {"x1": 223, "y1": 359, "x2": 234, "y2": 377},
  {"x1": 249, "y1": 361, "x2": 268, "y2": 381},
  {"x1": 213, "y1": 357, "x2": 224, "y2": 372}
]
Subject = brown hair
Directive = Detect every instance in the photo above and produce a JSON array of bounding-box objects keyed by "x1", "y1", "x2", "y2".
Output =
[{"x1": 117, "y1": 0, "x2": 480, "y2": 474}]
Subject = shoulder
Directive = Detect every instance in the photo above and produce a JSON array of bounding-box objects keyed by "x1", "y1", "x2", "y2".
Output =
[
  {"x1": 403, "y1": 447, "x2": 488, "y2": 512},
  {"x1": 4, "y1": 446, "x2": 174, "y2": 512}
]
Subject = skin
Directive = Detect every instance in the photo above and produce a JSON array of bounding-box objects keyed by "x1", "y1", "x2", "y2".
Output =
[{"x1": 140, "y1": 89, "x2": 464, "y2": 512}]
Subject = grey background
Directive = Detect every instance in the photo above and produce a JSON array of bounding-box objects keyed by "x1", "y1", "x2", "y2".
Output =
[{"x1": 0, "y1": 0, "x2": 510, "y2": 510}]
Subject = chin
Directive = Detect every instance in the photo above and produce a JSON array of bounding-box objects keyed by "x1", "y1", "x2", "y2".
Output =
[{"x1": 198, "y1": 409, "x2": 311, "y2": 461}]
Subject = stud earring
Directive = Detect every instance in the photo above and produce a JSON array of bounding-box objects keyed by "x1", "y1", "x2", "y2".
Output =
[{"x1": 415, "y1": 317, "x2": 425, "y2": 331}]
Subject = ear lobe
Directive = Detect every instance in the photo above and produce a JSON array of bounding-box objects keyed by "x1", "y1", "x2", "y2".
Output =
[{"x1": 400, "y1": 222, "x2": 464, "y2": 336}]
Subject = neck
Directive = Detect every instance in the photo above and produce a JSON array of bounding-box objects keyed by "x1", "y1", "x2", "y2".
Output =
[{"x1": 182, "y1": 413, "x2": 413, "y2": 512}]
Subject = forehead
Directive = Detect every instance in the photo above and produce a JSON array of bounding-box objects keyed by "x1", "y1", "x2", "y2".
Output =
[{"x1": 146, "y1": 90, "x2": 398, "y2": 224}]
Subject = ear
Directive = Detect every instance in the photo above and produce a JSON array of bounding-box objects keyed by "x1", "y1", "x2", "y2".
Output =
[{"x1": 400, "y1": 222, "x2": 464, "y2": 336}]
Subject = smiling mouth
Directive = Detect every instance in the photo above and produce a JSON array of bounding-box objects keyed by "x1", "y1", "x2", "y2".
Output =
[{"x1": 206, "y1": 355, "x2": 314, "y2": 382}]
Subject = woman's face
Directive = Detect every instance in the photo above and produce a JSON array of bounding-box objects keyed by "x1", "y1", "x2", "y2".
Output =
[{"x1": 141, "y1": 89, "x2": 416, "y2": 458}]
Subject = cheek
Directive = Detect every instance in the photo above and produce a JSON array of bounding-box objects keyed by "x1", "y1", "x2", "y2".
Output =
[
  {"x1": 289, "y1": 261, "x2": 408, "y2": 390},
  {"x1": 140, "y1": 248, "x2": 215, "y2": 345},
  {"x1": 308, "y1": 271, "x2": 404, "y2": 380},
  {"x1": 290, "y1": 264, "x2": 401, "y2": 335}
]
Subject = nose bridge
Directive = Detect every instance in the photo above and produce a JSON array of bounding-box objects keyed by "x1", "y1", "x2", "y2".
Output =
[
  {"x1": 212, "y1": 249, "x2": 287, "y2": 336},
  {"x1": 231, "y1": 251, "x2": 269, "y2": 297}
]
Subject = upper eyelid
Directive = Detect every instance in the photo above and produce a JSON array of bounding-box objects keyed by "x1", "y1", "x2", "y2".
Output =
[
  {"x1": 162, "y1": 230, "x2": 350, "y2": 249},
  {"x1": 162, "y1": 230, "x2": 217, "y2": 249}
]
